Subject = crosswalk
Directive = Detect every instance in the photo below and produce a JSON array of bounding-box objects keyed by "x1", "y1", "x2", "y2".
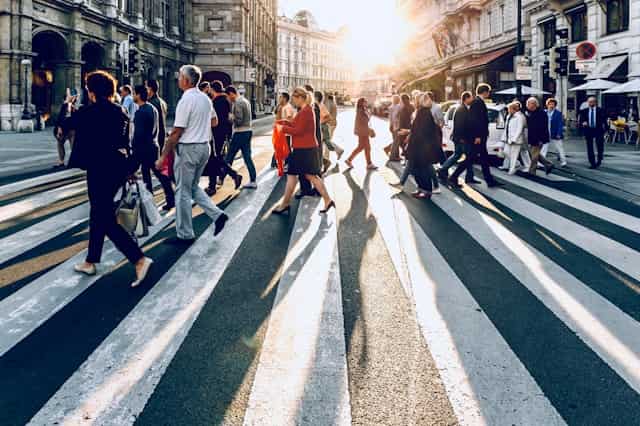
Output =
[{"x1": 1, "y1": 120, "x2": 640, "y2": 425}]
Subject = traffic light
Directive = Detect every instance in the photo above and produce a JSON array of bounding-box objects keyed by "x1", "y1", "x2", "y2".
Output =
[
  {"x1": 128, "y1": 34, "x2": 139, "y2": 75},
  {"x1": 548, "y1": 48, "x2": 558, "y2": 79},
  {"x1": 555, "y1": 46, "x2": 569, "y2": 76}
]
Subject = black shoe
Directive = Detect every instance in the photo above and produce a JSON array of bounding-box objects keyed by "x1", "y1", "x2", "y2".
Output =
[
  {"x1": 166, "y1": 236, "x2": 195, "y2": 245},
  {"x1": 233, "y1": 174, "x2": 243, "y2": 190},
  {"x1": 205, "y1": 186, "x2": 217, "y2": 196},
  {"x1": 272, "y1": 205, "x2": 291, "y2": 215},
  {"x1": 545, "y1": 165, "x2": 555, "y2": 175},
  {"x1": 448, "y1": 177, "x2": 462, "y2": 188},
  {"x1": 214, "y1": 213, "x2": 229, "y2": 236},
  {"x1": 295, "y1": 189, "x2": 320, "y2": 200},
  {"x1": 487, "y1": 181, "x2": 505, "y2": 188},
  {"x1": 162, "y1": 203, "x2": 175, "y2": 212},
  {"x1": 320, "y1": 200, "x2": 336, "y2": 214},
  {"x1": 465, "y1": 178, "x2": 482, "y2": 185}
]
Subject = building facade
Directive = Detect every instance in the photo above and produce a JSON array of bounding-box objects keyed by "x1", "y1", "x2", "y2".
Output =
[
  {"x1": 192, "y1": 0, "x2": 277, "y2": 114},
  {"x1": 0, "y1": 0, "x2": 194, "y2": 131},
  {"x1": 277, "y1": 11, "x2": 353, "y2": 96},
  {"x1": 398, "y1": 0, "x2": 640, "y2": 120},
  {"x1": 398, "y1": 0, "x2": 522, "y2": 101},
  {"x1": 528, "y1": 0, "x2": 640, "y2": 120}
]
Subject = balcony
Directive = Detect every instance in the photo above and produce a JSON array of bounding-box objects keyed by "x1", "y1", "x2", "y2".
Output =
[{"x1": 442, "y1": 0, "x2": 487, "y2": 17}]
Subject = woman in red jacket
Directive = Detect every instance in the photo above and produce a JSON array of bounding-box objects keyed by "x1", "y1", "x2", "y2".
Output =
[
  {"x1": 345, "y1": 97, "x2": 377, "y2": 170},
  {"x1": 273, "y1": 87, "x2": 335, "y2": 214}
]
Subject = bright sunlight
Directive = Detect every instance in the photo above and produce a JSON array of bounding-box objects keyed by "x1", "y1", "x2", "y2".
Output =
[{"x1": 279, "y1": 0, "x2": 415, "y2": 73}]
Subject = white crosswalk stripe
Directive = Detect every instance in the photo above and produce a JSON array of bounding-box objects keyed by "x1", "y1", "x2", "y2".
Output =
[{"x1": 2, "y1": 138, "x2": 640, "y2": 426}]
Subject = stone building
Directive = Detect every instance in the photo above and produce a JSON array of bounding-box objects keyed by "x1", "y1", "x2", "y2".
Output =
[
  {"x1": 398, "y1": 0, "x2": 640, "y2": 119},
  {"x1": 192, "y1": 0, "x2": 277, "y2": 114},
  {"x1": 0, "y1": 0, "x2": 194, "y2": 131},
  {"x1": 527, "y1": 0, "x2": 640, "y2": 120},
  {"x1": 0, "y1": 0, "x2": 278, "y2": 131},
  {"x1": 277, "y1": 11, "x2": 353, "y2": 96}
]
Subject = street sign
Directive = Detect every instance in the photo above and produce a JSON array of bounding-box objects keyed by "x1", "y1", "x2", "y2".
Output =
[
  {"x1": 576, "y1": 41, "x2": 597, "y2": 60},
  {"x1": 576, "y1": 59, "x2": 597, "y2": 73},
  {"x1": 516, "y1": 64, "x2": 533, "y2": 81},
  {"x1": 246, "y1": 68, "x2": 256, "y2": 82}
]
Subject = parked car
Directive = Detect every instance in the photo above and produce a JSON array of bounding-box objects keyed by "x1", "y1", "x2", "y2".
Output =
[
  {"x1": 442, "y1": 102, "x2": 507, "y2": 158},
  {"x1": 373, "y1": 97, "x2": 392, "y2": 117},
  {"x1": 440, "y1": 100, "x2": 458, "y2": 113}
]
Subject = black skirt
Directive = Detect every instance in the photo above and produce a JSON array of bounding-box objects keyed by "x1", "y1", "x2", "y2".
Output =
[{"x1": 285, "y1": 147, "x2": 321, "y2": 176}]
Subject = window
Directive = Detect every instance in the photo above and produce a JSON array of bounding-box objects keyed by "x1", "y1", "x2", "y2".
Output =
[
  {"x1": 163, "y1": 0, "x2": 170, "y2": 30},
  {"x1": 208, "y1": 18, "x2": 223, "y2": 31},
  {"x1": 500, "y1": 4, "x2": 505, "y2": 33},
  {"x1": 567, "y1": 7, "x2": 587, "y2": 42},
  {"x1": 487, "y1": 11, "x2": 493, "y2": 36},
  {"x1": 606, "y1": 0, "x2": 629, "y2": 34},
  {"x1": 541, "y1": 19, "x2": 556, "y2": 50}
]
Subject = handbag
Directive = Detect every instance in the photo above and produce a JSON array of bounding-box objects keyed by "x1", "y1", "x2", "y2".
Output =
[
  {"x1": 116, "y1": 181, "x2": 148, "y2": 237},
  {"x1": 138, "y1": 180, "x2": 162, "y2": 226}
]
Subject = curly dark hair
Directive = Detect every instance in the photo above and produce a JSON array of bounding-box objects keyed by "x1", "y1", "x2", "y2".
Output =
[{"x1": 86, "y1": 71, "x2": 117, "y2": 100}]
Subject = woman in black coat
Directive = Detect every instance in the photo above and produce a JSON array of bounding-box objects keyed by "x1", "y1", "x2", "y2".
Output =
[
  {"x1": 405, "y1": 97, "x2": 442, "y2": 199},
  {"x1": 69, "y1": 71, "x2": 153, "y2": 288}
]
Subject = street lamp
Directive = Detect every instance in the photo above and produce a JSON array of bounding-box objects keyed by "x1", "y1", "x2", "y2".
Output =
[
  {"x1": 515, "y1": 0, "x2": 522, "y2": 101},
  {"x1": 21, "y1": 59, "x2": 32, "y2": 120}
]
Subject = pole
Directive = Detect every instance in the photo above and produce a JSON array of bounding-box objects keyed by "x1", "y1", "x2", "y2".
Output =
[
  {"x1": 21, "y1": 60, "x2": 31, "y2": 120},
  {"x1": 516, "y1": 0, "x2": 522, "y2": 102}
]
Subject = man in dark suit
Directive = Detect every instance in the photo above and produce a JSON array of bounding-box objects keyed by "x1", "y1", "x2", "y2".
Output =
[
  {"x1": 467, "y1": 83, "x2": 501, "y2": 187},
  {"x1": 578, "y1": 96, "x2": 608, "y2": 168},
  {"x1": 440, "y1": 91, "x2": 474, "y2": 186}
]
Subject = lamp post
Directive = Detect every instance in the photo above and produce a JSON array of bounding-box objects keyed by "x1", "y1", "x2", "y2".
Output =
[
  {"x1": 515, "y1": 0, "x2": 522, "y2": 101},
  {"x1": 21, "y1": 59, "x2": 31, "y2": 120}
]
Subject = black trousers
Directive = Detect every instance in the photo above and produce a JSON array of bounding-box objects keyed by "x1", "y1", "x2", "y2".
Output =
[
  {"x1": 585, "y1": 130, "x2": 604, "y2": 166},
  {"x1": 451, "y1": 139, "x2": 495, "y2": 184},
  {"x1": 210, "y1": 130, "x2": 239, "y2": 185},
  {"x1": 86, "y1": 169, "x2": 144, "y2": 265},
  {"x1": 139, "y1": 146, "x2": 175, "y2": 207}
]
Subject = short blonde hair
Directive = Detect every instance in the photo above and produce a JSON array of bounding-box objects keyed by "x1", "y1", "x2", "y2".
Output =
[
  {"x1": 292, "y1": 87, "x2": 312, "y2": 104},
  {"x1": 508, "y1": 101, "x2": 521, "y2": 112}
]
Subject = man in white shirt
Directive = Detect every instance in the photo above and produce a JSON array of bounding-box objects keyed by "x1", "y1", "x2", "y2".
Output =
[{"x1": 156, "y1": 64, "x2": 228, "y2": 244}]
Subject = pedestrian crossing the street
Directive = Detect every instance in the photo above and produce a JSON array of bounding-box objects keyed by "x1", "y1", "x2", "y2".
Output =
[{"x1": 1, "y1": 122, "x2": 640, "y2": 425}]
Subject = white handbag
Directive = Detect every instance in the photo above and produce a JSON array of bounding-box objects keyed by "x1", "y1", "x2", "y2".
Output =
[{"x1": 138, "y1": 180, "x2": 162, "y2": 226}]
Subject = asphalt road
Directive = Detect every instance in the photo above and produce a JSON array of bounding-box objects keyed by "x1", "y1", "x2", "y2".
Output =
[{"x1": 0, "y1": 109, "x2": 639, "y2": 425}]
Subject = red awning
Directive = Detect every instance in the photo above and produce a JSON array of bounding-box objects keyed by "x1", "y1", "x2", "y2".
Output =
[
  {"x1": 452, "y1": 46, "x2": 515, "y2": 74},
  {"x1": 405, "y1": 66, "x2": 448, "y2": 87}
]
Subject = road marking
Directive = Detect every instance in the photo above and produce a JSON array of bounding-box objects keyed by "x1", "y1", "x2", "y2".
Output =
[
  {"x1": 0, "y1": 180, "x2": 86, "y2": 223},
  {"x1": 472, "y1": 183, "x2": 640, "y2": 283},
  {"x1": 430, "y1": 183, "x2": 640, "y2": 397},
  {"x1": 352, "y1": 165, "x2": 565, "y2": 426},
  {"x1": 485, "y1": 167, "x2": 574, "y2": 182},
  {"x1": 244, "y1": 179, "x2": 351, "y2": 426},
  {"x1": 0, "y1": 210, "x2": 174, "y2": 358},
  {"x1": 0, "y1": 169, "x2": 84, "y2": 198},
  {"x1": 28, "y1": 168, "x2": 281, "y2": 426},
  {"x1": 1, "y1": 153, "x2": 59, "y2": 165},
  {"x1": 490, "y1": 170, "x2": 640, "y2": 233},
  {"x1": 0, "y1": 203, "x2": 89, "y2": 266}
]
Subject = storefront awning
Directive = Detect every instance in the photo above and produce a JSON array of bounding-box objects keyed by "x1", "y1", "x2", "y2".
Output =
[
  {"x1": 451, "y1": 46, "x2": 515, "y2": 74},
  {"x1": 586, "y1": 55, "x2": 627, "y2": 80},
  {"x1": 403, "y1": 66, "x2": 448, "y2": 88}
]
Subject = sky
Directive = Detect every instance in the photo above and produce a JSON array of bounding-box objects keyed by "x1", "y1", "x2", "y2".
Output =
[{"x1": 279, "y1": 0, "x2": 412, "y2": 71}]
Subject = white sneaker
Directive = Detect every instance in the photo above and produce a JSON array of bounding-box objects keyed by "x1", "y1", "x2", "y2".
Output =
[
  {"x1": 560, "y1": 162, "x2": 568, "y2": 167},
  {"x1": 431, "y1": 187, "x2": 442, "y2": 194},
  {"x1": 74, "y1": 262, "x2": 96, "y2": 276},
  {"x1": 131, "y1": 257, "x2": 154, "y2": 288},
  {"x1": 243, "y1": 182, "x2": 258, "y2": 190}
]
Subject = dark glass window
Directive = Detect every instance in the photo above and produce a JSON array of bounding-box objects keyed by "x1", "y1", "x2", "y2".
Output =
[
  {"x1": 607, "y1": 0, "x2": 629, "y2": 34},
  {"x1": 568, "y1": 7, "x2": 587, "y2": 42},
  {"x1": 542, "y1": 19, "x2": 556, "y2": 50}
]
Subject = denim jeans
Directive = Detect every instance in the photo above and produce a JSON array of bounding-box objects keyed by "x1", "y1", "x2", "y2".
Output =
[
  {"x1": 441, "y1": 143, "x2": 474, "y2": 181},
  {"x1": 174, "y1": 143, "x2": 225, "y2": 240},
  {"x1": 225, "y1": 130, "x2": 256, "y2": 182}
]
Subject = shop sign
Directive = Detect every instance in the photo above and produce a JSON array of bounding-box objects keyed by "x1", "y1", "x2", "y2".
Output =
[
  {"x1": 516, "y1": 64, "x2": 533, "y2": 81},
  {"x1": 576, "y1": 60, "x2": 596, "y2": 73}
]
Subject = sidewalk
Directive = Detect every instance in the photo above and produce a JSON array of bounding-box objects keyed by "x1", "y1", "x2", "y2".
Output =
[
  {"x1": 548, "y1": 136, "x2": 640, "y2": 202},
  {"x1": 0, "y1": 114, "x2": 275, "y2": 180}
]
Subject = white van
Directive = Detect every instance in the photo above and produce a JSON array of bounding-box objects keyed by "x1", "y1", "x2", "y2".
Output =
[{"x1": 442, "y1": 103, "x2": 508, "y2": 158}]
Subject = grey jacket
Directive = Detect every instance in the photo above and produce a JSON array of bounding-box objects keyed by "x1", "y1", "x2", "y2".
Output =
[{"x1": 232, "y1": 96, "x2": 252, "y2": 132}]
